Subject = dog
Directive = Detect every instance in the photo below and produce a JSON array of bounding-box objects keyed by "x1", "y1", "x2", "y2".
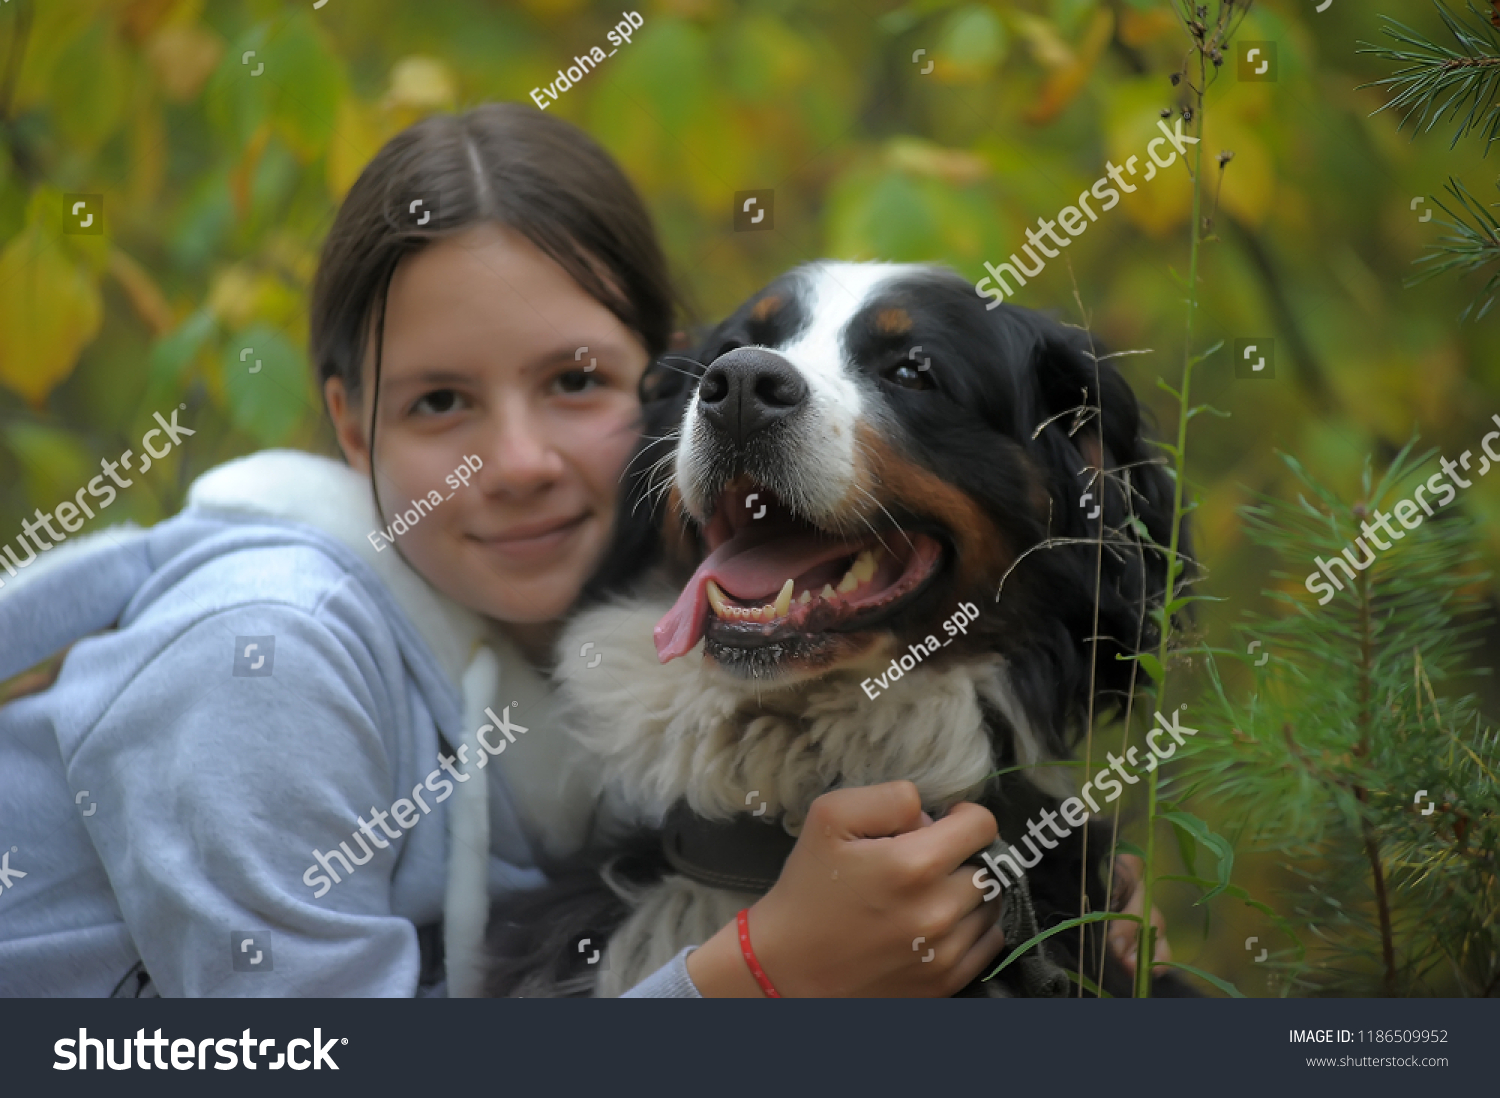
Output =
[{"x1": 484, "y1": 261, "x2": 1194, "y2": 998}]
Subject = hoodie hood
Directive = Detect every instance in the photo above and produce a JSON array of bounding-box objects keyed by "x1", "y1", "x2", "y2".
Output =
[{"x1": 185, "y1": 449, "x2": 488, "y2": 692}]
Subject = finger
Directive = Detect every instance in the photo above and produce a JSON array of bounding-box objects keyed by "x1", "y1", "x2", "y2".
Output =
[
  {"x1": 889, "y1": 801, "x2": 998, "y2": 876},
  {"x1": 928, "y1": 860, "x2": 1002, "y2": 926},
  {"x1": 1108, "y1": 875, "x2": 1146, "y2": 969},
  {"x1": 947, "y1": 920, "x2": 1009, "y2": 993},
  {"x1": 1109, "y1": 853, "x2": 1143, "y2": 911},
  {"x1": 940, "y1": 888, "x2": 1002, "y2": 958},
  {"x1": 813, "y1": 781, "x2": 926, "y2": 840}
]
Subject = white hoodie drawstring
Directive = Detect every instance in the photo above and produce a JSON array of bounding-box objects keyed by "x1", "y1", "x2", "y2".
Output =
[{"x1": 444, "y1": 644, "x2": 497, "y2": 997}]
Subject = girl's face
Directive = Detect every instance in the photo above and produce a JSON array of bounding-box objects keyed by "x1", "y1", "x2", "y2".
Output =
[{"x1": 326, "y1": 221, "x2": 649, "y2": 632}]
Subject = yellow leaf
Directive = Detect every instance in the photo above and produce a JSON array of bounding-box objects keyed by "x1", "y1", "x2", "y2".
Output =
[
  {"x1": 107, "y1": 248, "x2": 175, "y2": 336},
  {"x1": 0, "y1": 226, "x2": 104, "y2": 407},
  {"x1": 327, "y1": 96, "x2": 389, "y2": 202},
  {"x1": 1200, "y1": 115, "x2": 1275, "y2": 229},
  {"x1": 886, "y1": 137, "x2": 988, "y2": 186},
  {"x1": 207, "y1": 264, "x2": 261, "y2": 330},
  {"x1": 1118, "y1": 7, "x2": 1179, "y2": 48},
  {"x1": 383, "y1": 57, "x2": 457, "y2": 113},
  {"x1": 1026, "y1": 9, "x2": 1113, "y2": 125},
  {"x1": 145, "y1": 22, "x2": 223, "y2": 102},
  {"x1": 129, "y1": 104, "x2": 167, "y2": 207},
  {"x1": 1104, "y1": 79, "x2": 1193, "y2": 237},
  {"x1": 121, "y1": 0, "x2": 191, "y2": 44},
  {"x1": 207, "y1": 264, "x2": 299, "y2": 332},
  {"x1": 1010, "y1": 12, "x2": 1073, "y2": 69}
]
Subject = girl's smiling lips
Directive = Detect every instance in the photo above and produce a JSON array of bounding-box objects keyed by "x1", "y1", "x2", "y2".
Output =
[{"x1": 469, "y1": 512, "x2": 590, "y2": 561}]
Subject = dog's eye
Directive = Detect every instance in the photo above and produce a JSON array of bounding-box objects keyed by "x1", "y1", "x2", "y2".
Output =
[{"x1": 883, "y1": 361, "x2": 934, "y2": 390}]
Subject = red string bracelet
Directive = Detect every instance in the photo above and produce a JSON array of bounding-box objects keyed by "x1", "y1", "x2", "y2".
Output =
[{"x1": 736, "y1": 908, "x2": 781, "y2": 998}]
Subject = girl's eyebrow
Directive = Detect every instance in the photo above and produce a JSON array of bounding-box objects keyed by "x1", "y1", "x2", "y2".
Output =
[
  {"x1": 387, "y1": 368, "x2": 474, "y2": 390},
  {"x1": 534, "y1": 343, "x2": 618, "y2": 369}
]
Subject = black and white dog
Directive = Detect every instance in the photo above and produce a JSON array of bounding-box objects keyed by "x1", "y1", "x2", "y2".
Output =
[{"x1": 485, "y1": 261, "x2": 1192, "y2": 998}]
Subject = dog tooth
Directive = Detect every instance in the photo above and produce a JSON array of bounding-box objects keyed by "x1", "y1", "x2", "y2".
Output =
[
  {"x1": 797, "y1": 590, "x2": 812, "y2": 606},
  {"x1": 836, "y1": 569, "x2": 860, "y2": 594},
  {"x1": 850, "y1": 549, "x2": 878, "y2": 583},
  {"x1": 772, "y1": 579, "x2": 794, "y2": 619},
  {"x1": 820, "y1": 584, "x2": 837, "y2": 600},
  {"x1": 706, "y1": 579, "x2": 732, "y2": 619}
]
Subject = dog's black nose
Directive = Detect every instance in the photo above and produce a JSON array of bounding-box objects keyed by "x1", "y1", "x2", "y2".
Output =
[{"x1": 697, "y1": 347, "x2": 808, "y2": 444}]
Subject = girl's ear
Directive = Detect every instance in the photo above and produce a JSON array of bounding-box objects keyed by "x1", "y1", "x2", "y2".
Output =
[{"x1": 325, "y1": 375, "x2": 371, "y2": 473}]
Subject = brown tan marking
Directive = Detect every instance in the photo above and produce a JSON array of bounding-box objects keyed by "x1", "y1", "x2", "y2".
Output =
[
  {"x1": 845, "y1": 422, "x2": 1017, "y2": 595},
  {"x1": 874, "y1": 307, "x2": 912, "y2": 336},
  {"x1": 749, "y1": 294, "x2": 784, "y2": 323}
]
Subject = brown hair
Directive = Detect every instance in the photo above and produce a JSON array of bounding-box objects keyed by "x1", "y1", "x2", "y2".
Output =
[{"x1": 309, "y1": 102, "x2": 676, "y2": 461}]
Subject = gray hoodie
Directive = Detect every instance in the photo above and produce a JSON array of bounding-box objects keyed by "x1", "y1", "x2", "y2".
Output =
[{"x1": 0, "y1": 450, "x2": 698, "y2": 997}]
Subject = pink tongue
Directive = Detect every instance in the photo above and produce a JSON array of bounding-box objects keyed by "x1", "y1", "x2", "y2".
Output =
[{"x1": 653, "y1": 527, "x2": 865, "y2": 662}]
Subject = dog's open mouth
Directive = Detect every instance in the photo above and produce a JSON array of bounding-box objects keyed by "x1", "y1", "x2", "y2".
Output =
[{"x1": 653, "y1": 484, "x2": 945, "y2": 664}]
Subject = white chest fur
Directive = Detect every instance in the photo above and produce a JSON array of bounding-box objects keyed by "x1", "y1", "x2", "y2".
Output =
[{"x1": 553, "y1": 596, "x2": 1076, "y2": 994}]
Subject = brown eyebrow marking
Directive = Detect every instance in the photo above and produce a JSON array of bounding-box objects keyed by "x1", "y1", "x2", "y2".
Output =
[
  {"x1": 875, "y1": 307, "x2": 912, "y2": 335},
  {"x1": 749, "y1": 294, "x2": 784, "y2": 322}
]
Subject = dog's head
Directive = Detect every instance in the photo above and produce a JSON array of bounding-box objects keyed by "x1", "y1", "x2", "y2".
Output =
[{"x1": 596, "y1": 261, "x2": 1185, "y2": 758}]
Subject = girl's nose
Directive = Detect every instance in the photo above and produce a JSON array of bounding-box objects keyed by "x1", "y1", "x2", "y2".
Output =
[{"x1": 474, "y1": 401, "x2": 565, "y2": 494}]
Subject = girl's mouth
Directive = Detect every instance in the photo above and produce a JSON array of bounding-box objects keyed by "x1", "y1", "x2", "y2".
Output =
[{"x1": 472, "y1": 513, "x2": 589, "y2": 558}]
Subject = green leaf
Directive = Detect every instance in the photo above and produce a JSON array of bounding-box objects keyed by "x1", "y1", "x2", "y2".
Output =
[
  {"x1": 1172, "y1": 824, "x2": 1198, "y2": 877},
  {"x1": 1064, "y1": 968, "x2": 1112, "y2": 997},
  {"x1": 222, "y1": 323, "x2": 312, "y2": 445},
  {"x1": 0, "y1": 224, "x2": 102, "y2": 406},
  {"x1": 49, "y1": 23, "x2": 129, "y2": 154},
  {"x1": 983, "y1": 911, "x2": 1139, "y2": 981},
  {"x1": 985, "y1": 759, "x2": 1085, "y2": 780},
  {"x1": 1156, "y1": 960, "x2": 1245, "y2": 997},
  {"x1": 265, "y1": 17, "x2": 346, "y2": 161},
  {"x1": 937, "y1": 5, "x2": 1008, "y2": 80},
  {"x1": 1114, "y1": 839, "x2": 1147, "y2": 860},
  {"x1": 1161, "y1": 810, "x2": 1234, "y2": 903},
  {"x1": 147, "y1": 308, "x2": 217, "y2": 405},
  {"x1": 206, "y1": 24, "x2": 273, "y2": 148},
  {"x1": 1118, "y1": 650, "x2": 1164, "y2": 682},
  {"x1": 1, "y1": 423, "x2": 95, "y2": 512}
]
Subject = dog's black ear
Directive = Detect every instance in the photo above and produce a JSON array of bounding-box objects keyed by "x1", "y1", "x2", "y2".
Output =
[
  {"x1": 1022, "y1": 317, "x2": 1191, "y2": 715},
  {"x1": 579, "y1": 353, "x2": 705, "y2": 603}
]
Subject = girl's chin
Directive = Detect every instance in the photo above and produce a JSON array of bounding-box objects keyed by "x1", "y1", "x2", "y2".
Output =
[{"x1": 469, "y1": 573, "x2": 584, "y2": 627}]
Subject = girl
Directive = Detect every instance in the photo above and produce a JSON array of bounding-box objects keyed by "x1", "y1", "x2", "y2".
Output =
[{"x1": 0, "y1": 104, "x2": 1036, "y2": 997}]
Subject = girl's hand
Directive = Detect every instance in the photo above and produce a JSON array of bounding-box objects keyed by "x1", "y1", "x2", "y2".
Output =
[
  {"x1": 1106, "y1": 852, "x2": 1172, "y2": 976},
  {"x1": 686, "y1": 781, "x2": 1004, "y2": 997}
]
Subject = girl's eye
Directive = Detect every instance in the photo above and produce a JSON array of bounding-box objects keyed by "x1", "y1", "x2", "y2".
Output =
[
  {"x1": 884, "y1": 361, "x2": 934, "y2": 390},
  {"x1": 555, "y1": 368, "x2": 601, "y2": 394},
  {"x1": 411, "y1": 389, "x2": 466, "y2": 415}
]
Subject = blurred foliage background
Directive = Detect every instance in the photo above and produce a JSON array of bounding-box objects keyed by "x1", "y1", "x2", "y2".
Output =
[{"x1": 2, "y1": 0, "x2": 1496, "y2": 995}]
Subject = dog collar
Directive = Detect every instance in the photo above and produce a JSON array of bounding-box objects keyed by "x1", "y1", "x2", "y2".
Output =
[{"x1": 661, "y1": 801, "x2": 798, "y2": 894}]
